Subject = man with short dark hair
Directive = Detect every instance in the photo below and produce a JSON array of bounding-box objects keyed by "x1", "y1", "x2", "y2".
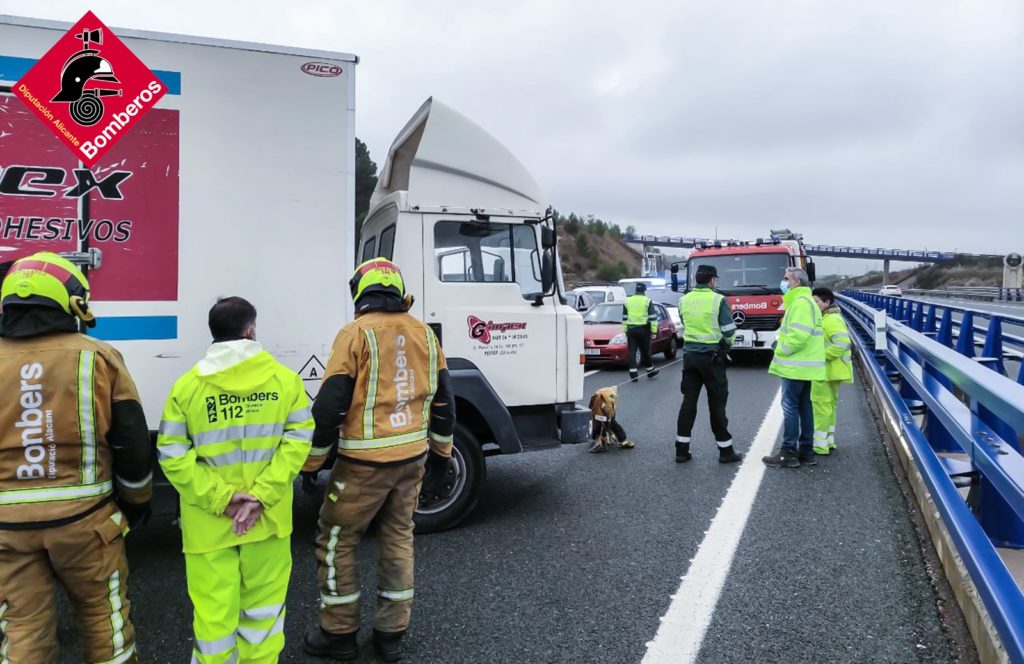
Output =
[
  {"x1": 158, "y1": 296, "x2": 313, "y2": 663},
  {"x1": 674, "y1": 264, "x2": 742, "y2": 464}
]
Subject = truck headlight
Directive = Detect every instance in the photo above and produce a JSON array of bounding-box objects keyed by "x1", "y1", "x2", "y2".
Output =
[{"x1": 610, "y1": 333, "x2": 626, "y2": 345}]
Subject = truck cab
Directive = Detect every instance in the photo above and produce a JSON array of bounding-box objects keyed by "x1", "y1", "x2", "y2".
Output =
[{"x1": 359, "y1": 98, "x2": 588, "y2": 531}]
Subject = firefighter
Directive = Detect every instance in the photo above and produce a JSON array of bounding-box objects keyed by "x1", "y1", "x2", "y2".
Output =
[
  {"x1": 157, "y1": 296, "x2": 313, "y2": 663},
  {"x1": 674, "y1": 265, "x2": 743, "y2": 464},
  {"x1": 810, "y1": 288, "x2": 853, "y2": 455},
  {"x1": 303, "y1": 259, "x2": 455, "y2": 663},
  {"x1": 623, "y1": 282, "x2": 659, "y2": 382},
  {"x1": 762, "y1": 267, "x2": 827, "y2": 468},
  {"x1": 0, "y1": 252, "x2": 151, "y2": 664}
]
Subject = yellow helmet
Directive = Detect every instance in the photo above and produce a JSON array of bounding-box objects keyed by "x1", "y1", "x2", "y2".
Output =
[
  {"x1": 349, "y1": 258, "x2": 406, "y2": 305},
  {"x1": 0, "y1": 252, "x2": 95, "y2": 325}
]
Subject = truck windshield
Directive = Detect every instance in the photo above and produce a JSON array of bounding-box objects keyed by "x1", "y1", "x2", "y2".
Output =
[
  {"x1": 434, "y1": 221, "x2": 543, "y2": 300},
  {"x1": 689, "y1": 253, "x2": 789, "y2": 294}
]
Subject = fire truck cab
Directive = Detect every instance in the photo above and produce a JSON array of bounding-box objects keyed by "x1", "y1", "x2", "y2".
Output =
[{"x1": 670, "y1": 229, "x2": 816, "y2": 351}]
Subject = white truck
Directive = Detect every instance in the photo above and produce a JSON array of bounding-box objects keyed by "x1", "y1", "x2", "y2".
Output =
[{"x1": 0, "y1": 15, "x2": 588, "y2": 532}]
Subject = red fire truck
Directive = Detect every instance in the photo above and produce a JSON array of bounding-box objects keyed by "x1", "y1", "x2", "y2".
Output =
[{"x1": 670, "y1": 229, "x2": 816, "y2": 351}]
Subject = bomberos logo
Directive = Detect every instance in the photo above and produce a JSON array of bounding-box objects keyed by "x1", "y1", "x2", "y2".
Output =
[{"x1": 14, "y1": 11, "x2": 167, "y2": 166}]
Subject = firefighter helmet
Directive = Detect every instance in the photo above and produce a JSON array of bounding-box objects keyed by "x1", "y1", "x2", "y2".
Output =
[
  {"x1": 349, "y1": 258, "x2": 406, "y2": 305},
  {"x1": 0, "y1": 252, "x2": 95, "y2": 325},
  {"x1": 51, "y1": 51, "x2": 120, "y2": 103}
]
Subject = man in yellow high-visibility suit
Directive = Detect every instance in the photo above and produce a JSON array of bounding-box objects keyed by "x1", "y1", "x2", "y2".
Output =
[
  {"x1": 157, "y1": 296, "x2": 313, "y2": 663},
  {"x1": 810, "y1": 287, "x2": 853, "y2": 455}
]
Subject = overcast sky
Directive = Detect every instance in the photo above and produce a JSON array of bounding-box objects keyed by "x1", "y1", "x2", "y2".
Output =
[{"x1": 3, "y1": 0, "x2": 1021, "y2": 272}]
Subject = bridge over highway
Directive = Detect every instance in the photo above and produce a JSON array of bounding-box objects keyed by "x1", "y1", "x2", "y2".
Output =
[{"x1": 52, "y1": 295, "x2": 1024, "y2": 663}]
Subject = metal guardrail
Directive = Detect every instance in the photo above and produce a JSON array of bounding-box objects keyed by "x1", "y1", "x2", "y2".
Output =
[
  {"x1": 902, "y1": 287, "x2": 1024, "y2": 303},
  {"x1": 838, "y1": 293, "x2": 1024, "y2": 661},
  {"x1": 847, "y1": 292, "x2": 1024, "y2": 378}
]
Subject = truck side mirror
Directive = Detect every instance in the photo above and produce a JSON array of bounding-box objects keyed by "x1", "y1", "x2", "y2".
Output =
[
  {"x1": 670, "y1": 263, "x2": 679, "y2": 292},
  {"x1": 806, "y1": 260, "x2": 817, "y2": 282},
  {"x1": 534, "y1": 249, "x2": 555, "y2": 307},
  {"x1": 540, "y1": 226, "x2": 556, "y2": 249}
]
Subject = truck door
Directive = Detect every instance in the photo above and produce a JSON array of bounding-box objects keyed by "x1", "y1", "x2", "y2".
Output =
[{"x1": 423, "y1": 216, "x2": 557, "y2": 408}]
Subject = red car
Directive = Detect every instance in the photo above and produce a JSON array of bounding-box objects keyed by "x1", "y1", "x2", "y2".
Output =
[{"x1": 583, "y1": 302, "x2": 678, "y2": 367}]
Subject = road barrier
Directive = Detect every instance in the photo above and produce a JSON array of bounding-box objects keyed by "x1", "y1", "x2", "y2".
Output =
[
  {"x1": 839, "y1": 293, "x2": 1024, "y2": 662},
  {"x1": 847, "y1": 292, "x2": 1024, "y2": 380}
]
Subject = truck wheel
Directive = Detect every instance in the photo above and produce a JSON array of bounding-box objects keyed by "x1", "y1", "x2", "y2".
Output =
[
  {"x1": 665, "y1": 336, "x2": 678, "y2": 360},
  {"x1": 414, "y1": 422, "x2": 486, "y2": 534}
]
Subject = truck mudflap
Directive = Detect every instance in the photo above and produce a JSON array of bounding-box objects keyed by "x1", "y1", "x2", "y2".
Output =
[{"x1": 557, "y1": 404, "x2": 591, "y2": 443}]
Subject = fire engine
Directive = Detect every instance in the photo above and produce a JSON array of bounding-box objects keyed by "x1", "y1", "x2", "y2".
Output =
[{"x1": 670, "y1": 229, "x2": 816, "y2": 351}]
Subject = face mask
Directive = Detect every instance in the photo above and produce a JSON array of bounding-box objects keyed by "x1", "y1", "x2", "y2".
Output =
[{"x1": 780, "y1": 280, "x2": 790, "y2": 294}]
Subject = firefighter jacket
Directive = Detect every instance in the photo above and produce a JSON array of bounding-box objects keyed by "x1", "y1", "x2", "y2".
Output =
[
  {"x1": 822, "y1": 306, "x2": 854, "y2": 384},
  {"x1": 0, "y1": 331, "x2": 152, "y2": 528},
  {"x1": 157, "y1": 340, "x2": 313, "y2": 554},
  {"x1": 307, "y1": 310, "x2": 455, "y2": 469},
  {"x1": 679, "y1": 286, "x2": 736, "y2": 351},
  {"x1": 622, "y1": 295, "x2": 657, "y2": 334},
  {"x1": 769, "y1": 286, "x2": 827, "y2": 381}
]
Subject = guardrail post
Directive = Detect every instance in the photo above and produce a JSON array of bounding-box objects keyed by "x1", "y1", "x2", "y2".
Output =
[
  {"x1": 981, "y1": 317, "x2": 1007, "y2": 377},
  {"x1": 924, "y1": 304, "x2": 937, "y2": 335},
  {"x1": 937, "y1": 309, "x2": 953, "y2": 347},
  {"x1": 873, "y1": 310, "x2": 887, "y2": 352},
  {"x1": 956, "y1": 312, "x2": 976, "y2": 358}
]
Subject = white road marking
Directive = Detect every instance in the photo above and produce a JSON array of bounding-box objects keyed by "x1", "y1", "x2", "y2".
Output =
[
  {"x1": 584, "y1": 369, "x2": 602, "y2": 377},
  {"x1": 642, "y1": 387, "x2": 784, "y2": 664}
]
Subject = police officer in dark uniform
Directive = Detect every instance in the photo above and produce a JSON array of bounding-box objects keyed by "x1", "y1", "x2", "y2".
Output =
[
  {"x1": 622, "y1": 282, "x2": 659, "y2": 382},
  {"x1": 675, "y1": 265, "x2": 742, "y2": 464}
]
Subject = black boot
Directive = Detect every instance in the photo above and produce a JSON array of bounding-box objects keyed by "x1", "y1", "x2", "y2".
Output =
[
  {"x1": 718, "y1": 445, "x2": 743, "y2": 464},
  {"x1": 675, "y1": 442, "x2": 692, "y2": 463},
  {"x1": 373, "y1": 629, "x2": 405, "y2": 662},
  {"x1": 762, "y1": 447, "x2": 800, "y2": 468},
  {"x1": 646, "y1": 367, "x2": 660, "y2": 379},
  {"x1": 304, "y1": 627, "x2": 358, "y2": 661}
]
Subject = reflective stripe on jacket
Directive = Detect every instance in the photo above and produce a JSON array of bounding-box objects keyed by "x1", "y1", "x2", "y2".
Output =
[
  {"x1": 769, "y1": 286, "x2": 827, "y2": 381},
  {"x1": 157, "y1": 340, "x2": 313, "y2": 554}
]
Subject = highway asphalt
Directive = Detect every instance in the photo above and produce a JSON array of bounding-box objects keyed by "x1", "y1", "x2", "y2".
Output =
[{"x1": 53, "y1": 354, "x2": 975, "y2": 663}]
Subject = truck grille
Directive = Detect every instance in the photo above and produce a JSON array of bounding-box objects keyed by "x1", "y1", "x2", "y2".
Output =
[{"x1": 738, "y1": 314, "x2": 781, "y2": 331}]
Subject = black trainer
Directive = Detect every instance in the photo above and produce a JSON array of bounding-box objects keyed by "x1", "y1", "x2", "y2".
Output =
[
  {"x1": 718, "y1": 445, "x2": 743, "y2": 464},
  {"x1": 798, "y1": 451, "x2": 818, "y2": 466},
  {"x1": 762, "y1": 448, "x2": 800, "y2": 468},
  {"x1": 303, "y1": 627, "x2": 358, "y2": 661},
  {"x1": 373, "y1": 629, "x2": 405, "y2": 663},
  {"x1": 675, "y1": 442, "x2": 692, "y2": 463},
  {"x1": 646, "y1": 367, "x2": 660, "y2": 379}
]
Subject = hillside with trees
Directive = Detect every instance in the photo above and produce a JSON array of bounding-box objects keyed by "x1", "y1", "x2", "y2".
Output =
[{"x1": 554, "y1": 212, "x2": 642, "y2": 287}]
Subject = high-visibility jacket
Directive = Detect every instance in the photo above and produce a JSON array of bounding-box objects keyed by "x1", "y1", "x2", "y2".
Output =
[
  {"x1": 679, "y1": 286, "x2": 736, "y2": 351},
  {"x1": 157, "y1": 340, "x2": 313, "y2": 554},
  {"x1": 0, "y1": 332, "x2": 152, "y2": 527},
  {"x1": 308, "y1": 310, "x2": 455, "y2": 468},
  {"x1": 822, "y1": 306, "x2": 854, "y2": 383},
  {"x1": 769, "y1": 286, "x2": 827, "y2": 381},
  {"x1": 622, "y1": 295, "x2": 656, "y2": 334}
]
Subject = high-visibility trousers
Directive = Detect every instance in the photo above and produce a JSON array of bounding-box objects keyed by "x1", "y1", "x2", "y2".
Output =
[
  {"x1": 0, "y1": 502, "x2": 137, "y2": 664},
  {"x1": 811, "y1": 380, "x2": 841, "y2": 453},
  {"x1": 316, "y1": 458, "x2": 425, "y2": 635},
  {"x1": 185, "y1": 535, "x2": 291, "y2": 664}
]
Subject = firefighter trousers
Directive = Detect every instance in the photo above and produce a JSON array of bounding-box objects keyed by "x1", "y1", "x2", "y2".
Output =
[
  {"x1": 811, "y1": 380, "x2": 841, "y2": 453},
  {"x1": 184, "y1": 535, "x2": 291, "y2": 664},
  {"x1": 677, "y1": 350, "x2": 732, "y2": 444},
  {"x1": 316, "y1": 458, "x2": 425, "y2": 635},
  {"x1": 626, "y1": 326, "x2": 654, "y2": 377},
  {"x1": 0, "y1": 502, "x2": 136, "y2": 664}
]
